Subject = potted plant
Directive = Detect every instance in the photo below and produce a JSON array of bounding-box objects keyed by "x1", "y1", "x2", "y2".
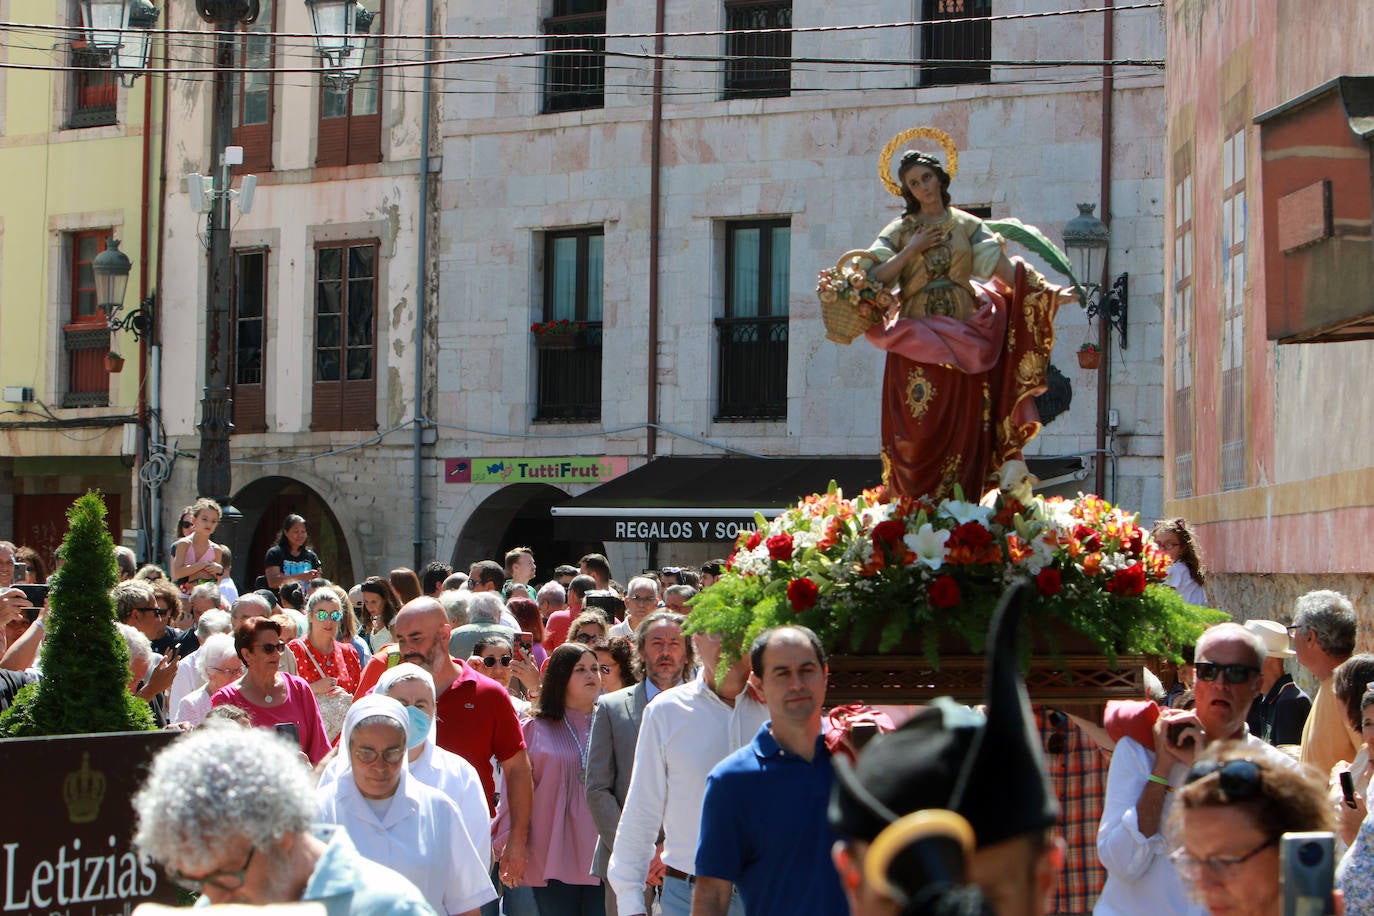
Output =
[
  {"x1": 104, "y1": 351, "x2": 125, "y2": 373},
  {"x1": 531, "y1": 319, "x2": 585, "y2": 350},
  {"x1": 1077, "y1": 341, "x2": 1101, "y2": 369}
]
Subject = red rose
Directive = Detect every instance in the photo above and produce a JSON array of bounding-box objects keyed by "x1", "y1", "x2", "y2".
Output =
[
  {"x1": 928, "y1": 575, "x2": 961, "y2": 609},
  {"x1": 787, "y1": 577, "x2": 819, "y2": 612},
  {"x1": 745, "y1": 530, "x2": 764, "y2": 551},
  {"x1": 1106, "y1": 562, "x2": 1146, "y2": 596},
  {"x1": 766, "y1": 533, "x2": 795, "y2": 561},
  {"x1": 1125, "y1": 528, "x2": 1145, "y2": 558},
  {"x1": 1035, "y1": 567, "x2": 1063, "y2": 597},
  {"x1": 1071, "y1": 524, "x2": 1102, "y2": 552},
  {"x1": 871, "y1": 519, "x2": 906, "y2": 550},
  {"x1": 951, "y1": 521, "x2": 994, "y2": 550}
]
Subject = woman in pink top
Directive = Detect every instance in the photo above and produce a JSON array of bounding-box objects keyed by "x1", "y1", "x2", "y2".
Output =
[
  {"x1": 211, "y1": 616, "x2": 330, "y2": 764},
  {"x1": 521, "y1": 642, "x2": 604, "y2": 915}
]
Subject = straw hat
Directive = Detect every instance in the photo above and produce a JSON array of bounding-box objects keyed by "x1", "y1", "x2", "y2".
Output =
[{"x1": 1244, "y1": 619, "x2": 1296, "y2": 659}]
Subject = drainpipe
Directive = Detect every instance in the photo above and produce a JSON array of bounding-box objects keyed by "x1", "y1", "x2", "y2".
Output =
[
  {"x1": 645, "y1": 0, "x2": 666, "y2": 461},
  {"x1": 412, "y1": 0, "x2": 435, "y2": 570},
  {"x1": 1093, "y1": 0, "x2": 1115, "y2": 498},
  {"x1": 132, "y1": 43, "x2": 157, "y2": 551}
]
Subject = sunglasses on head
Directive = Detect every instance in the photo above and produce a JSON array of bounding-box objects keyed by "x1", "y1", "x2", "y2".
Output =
[
  {"x1": 1194, "y1": 661, "x2": 1260, "y2": 684},
  {"x1": 314, "y1": 609, "x2": 344, "y2": 622},
  {"x1": 481, "y1": 655, "x2": 513, "y2": 668},
  {"x1": 1185, "y1": 758, "x2": 1263, "y2": 800}
]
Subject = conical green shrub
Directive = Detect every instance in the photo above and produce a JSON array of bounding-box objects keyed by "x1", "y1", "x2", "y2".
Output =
[{"x1": 0, "y1": 491, "x2": 156, "y2": 736}]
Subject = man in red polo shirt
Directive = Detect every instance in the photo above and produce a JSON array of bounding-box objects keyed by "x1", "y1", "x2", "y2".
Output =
[{"x1": 355, "y1": 596, "x2": 533, "y2": 887}]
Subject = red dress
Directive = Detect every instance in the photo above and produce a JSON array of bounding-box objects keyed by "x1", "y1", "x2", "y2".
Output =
[
  {"x1": 866, "y1": 263, "x2": 1061, "y2": 501},
  {"x1": 287, "y1": 638, "x2": 362, "y2": 694}
]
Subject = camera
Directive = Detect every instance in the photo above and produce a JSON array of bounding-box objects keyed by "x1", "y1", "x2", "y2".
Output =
[{"x1": 1281, "y1": 831, "x2": 1334, "y2": 916}]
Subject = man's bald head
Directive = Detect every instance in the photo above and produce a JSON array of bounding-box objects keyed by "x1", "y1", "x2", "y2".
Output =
[
  {"x1": 394, "y1": 596, "x2": 446, "y2": 628},
  {"x1": 392, "y1": 596, "x2": 451, "y2": 673}
]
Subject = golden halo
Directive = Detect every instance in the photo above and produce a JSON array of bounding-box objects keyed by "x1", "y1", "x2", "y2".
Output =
[{"x1": 880, "y1": 127, "x2": 959, "y2": 196}]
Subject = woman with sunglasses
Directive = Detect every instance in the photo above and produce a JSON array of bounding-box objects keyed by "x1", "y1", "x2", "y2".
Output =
[
  {"x1": 516, "y1": 642, "x2": 605, "y2": 914},
  {"x1": 211, "y1": 616, "x2": 330, "y2": 764},
  {"x1": 1170, "y1": 746, "x2": 1331, "y2": 916},
  {"x1": 316, "y1": 695, "x2": 497, "y2": 916},
  {"x1": 1097, "y1": 623, "x2": 1298, "y2": 916},
  {"x1": 468, "y1": 634, "x2": 540, "y2": 714},
  {"x1": 287, "y1": 589, "x2": 361, "y2": 741}
]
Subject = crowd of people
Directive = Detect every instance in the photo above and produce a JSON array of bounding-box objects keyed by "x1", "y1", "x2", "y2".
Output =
[{"x1": 0, "y1": 509, "x2": 1369, "y2": 916}]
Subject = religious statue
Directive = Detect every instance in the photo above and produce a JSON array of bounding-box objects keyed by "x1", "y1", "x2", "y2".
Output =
[{"x1": 824, "y1": 128, "x2": 1077, "y2": 502}]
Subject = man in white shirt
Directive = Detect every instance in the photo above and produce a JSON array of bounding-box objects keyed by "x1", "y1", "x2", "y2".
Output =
[
  {"x1": 607, "y1": 629, "x2": 766, "y2": 916},
  {"x1": 609, "y1": 577, "x2": 659, "y2": 639},
  {"x1": 1095, "y1": 622, "x2": 1297, "y2": 916}
]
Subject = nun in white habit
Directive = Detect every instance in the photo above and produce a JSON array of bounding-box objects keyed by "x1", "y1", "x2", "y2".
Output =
[
  {"x1": 318, "y1": 663, "x2": 492, "y2": 869},
  {"x1": 316, "y1": 693, "x2": 497, "y2": 916}
]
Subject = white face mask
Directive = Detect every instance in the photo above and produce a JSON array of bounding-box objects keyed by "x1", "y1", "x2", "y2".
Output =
[{"x1": 404, "y1": 705, "x2": 432, "y2": 750}]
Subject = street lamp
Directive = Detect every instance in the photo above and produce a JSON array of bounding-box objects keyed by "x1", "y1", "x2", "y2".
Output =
[
  {"x1": 1063, "y1": 203, "x2": 1129, "y2": 349},
  {"x1": 306, "y1": 0, "x2": 375, "y2": 90},
  {"x1": 78, "y1": 0, "x2": 160, "y2": 86},
  {"x1": 92, "y1": 237, "x2": 155, "y2": 343}
]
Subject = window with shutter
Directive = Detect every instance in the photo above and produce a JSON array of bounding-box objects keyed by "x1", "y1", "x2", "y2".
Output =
[
  {"x1": 232, "y1": 248, "x2": 269, "y2": 432},
  {"x1": 311, "y1": 241, "x2": 377, "y2": 430},
  {"x1": 62, "y1": 230, "x2": 113, "y2": 408},
  {"x1": 233, "y1": 0, "x2": 275, "y2": 173},
  {"x1": 316, "y1": 1, "x2": 384, "y2": 167}
]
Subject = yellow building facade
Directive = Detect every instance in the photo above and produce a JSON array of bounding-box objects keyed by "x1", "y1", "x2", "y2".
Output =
[{"x1": 0, "y1": 11, "x2": 163, "y2": 569}]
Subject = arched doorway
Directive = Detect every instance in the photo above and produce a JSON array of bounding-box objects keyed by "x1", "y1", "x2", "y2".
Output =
[
  {"x1": 452, "y1": 484, "x2": 603, "y2": 574},
  {"x1": 231, "y1": 476, "x2": 355, "y2": 591}
]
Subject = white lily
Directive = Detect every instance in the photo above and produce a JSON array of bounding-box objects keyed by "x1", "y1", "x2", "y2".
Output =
[
  {"x1": 937, "y1": 499, "x2": 994, "y2": 527},
  {"x1": 904, "y1": 524, "x2": 951, "y2": 570}
]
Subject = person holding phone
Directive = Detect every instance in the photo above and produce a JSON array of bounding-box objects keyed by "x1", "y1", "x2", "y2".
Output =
[
  {"x1": 1171, "y1": 748, "x2": 1332, "y2": 916},
  {"x1": 211, "y1": 616, "x2": 330, "y2": 764},
  {"x1": 264, "y1": 514, "x2": 322, "y2": 591}
]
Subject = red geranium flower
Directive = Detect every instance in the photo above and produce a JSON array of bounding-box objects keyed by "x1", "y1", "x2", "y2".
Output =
[
  {"x1": 1106, "y1": 562, "x2": 1146, "y2": 596},
  {"x1": 766, "y1": 533, "x2": 795, "y2": 561},
  {"x1": 928, "y1": 575, "x2": 961, "y2": 609},
  {"x1": 1035, "y1": 567, "x2": 1063, "y2": 597},
  {"x1": 745, "y1": 530, "x2": 764, "y2": 552},
  {"x1": 871, "y1": 519, "x2": 906, "y2": 551},
  {"x1": 787, "y1": 577, "x2": 819, "y2": 612}
]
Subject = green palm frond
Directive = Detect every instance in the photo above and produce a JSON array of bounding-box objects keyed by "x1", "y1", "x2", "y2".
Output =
[{"x1": 986, "y1": 218, "x2": 1084, "y2": 302}]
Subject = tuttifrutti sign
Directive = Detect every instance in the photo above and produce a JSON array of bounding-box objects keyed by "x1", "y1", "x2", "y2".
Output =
[{"x1": 444, "y1": 456, "x2": 628, "y2": 485}]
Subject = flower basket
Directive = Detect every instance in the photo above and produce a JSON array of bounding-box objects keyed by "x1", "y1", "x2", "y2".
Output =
[
  {"x1": 1077, "y1": 349, "x2": 1100, "y2": 370},
  {"x1": 104, "y1": 352, "x2": 125, "y2": 373},
  {"x1": 684, "y1": 485, "x2": 1228, "y2": 703},
  {"x1": 534, "y1": 333, "x2": 579, "y2": 350},
  {"x1": 531, "y1": 319, "x2": 585, "y2": 349},
  {"x1": 817, "y1": 250, "x2": 890, "y2": 345}
]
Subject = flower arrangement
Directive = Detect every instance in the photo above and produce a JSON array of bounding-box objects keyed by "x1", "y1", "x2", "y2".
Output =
[
  {"x1": 816, "y1": 260, "x2": 895, "y2": 325},
  {"x1": 1078, "y1": 341, "x2": 1100, "y2": 353},
  {"x1": 531, "y1": 319, "x2": 585, "y2": 336},
  {"x1": 684, "y1": 484, "x2": 1227, "y2": 672}
]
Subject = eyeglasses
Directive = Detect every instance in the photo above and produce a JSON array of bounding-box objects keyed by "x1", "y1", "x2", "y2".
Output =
[
  {"x1": 1193, "y1": 662, "x2": 1260, "y2": 684},
  {"x1": 1286, "y1": 624, "x2": 1304, "y2": 637},
  {"x1": 626, "y1": 593, "x2": 657, "y2": 603},
  {"x1": 165, "y1": 846, "x2": 256, "y2": 894},
  {"x1": 573, "y1": 632, "x2": 599, "y2": 644},
  {"x1": 660, "y1": 567, "x2": 681, "y2": 576},
  {"x1": 1186, "y1": 758, "x2": 1263, "y2": 800},
  {"x1": 314, "y1": 609, "x2": 344, "y2": 622},
  {"x1": 1170, "y1": 836, "x2": 1277, "y2": 878},
  {"x1": 481, "y1": 655, "x2": 513, "y2": 668},
  {"x1": 351, "y1": 745, "x2": 406, "y2": 764},
  {"x1": 254, "y1": 642, "x2": 288, "y2": 655},
  {"x1": 135, "y1": 605, "x2": 169, "y2": 618},
  {"x1": 179, "y1": 519, "x2": 194, "y2": 529},
  {"x1": 209, "y1": 665, "x2": 245, "y2": 678}
]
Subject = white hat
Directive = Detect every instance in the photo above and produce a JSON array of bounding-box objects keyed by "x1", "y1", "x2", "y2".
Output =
[{"x1": 1245, "y1": 619, "x2": 1296, "y2": 659}]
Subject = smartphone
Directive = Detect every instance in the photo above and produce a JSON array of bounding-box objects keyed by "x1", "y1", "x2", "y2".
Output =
[
  {"x1": 1340, "y1": 770, "x2": 1357, "y2": 808},
  {"x1": 274, "y1": 722, "x2": 301, "y2": 745},
  {"x1": 515, "y1": 632, "x2": 534, "y2": 659},
  {"x1": 16, "y1": 583, "x2": 48, "y2": 607},
  {"x1": 12, "y1": 562, "x2": 27, "y2": 580},
  {"x1": 1281, "y1": 831, "x2": 1334, "y2": 916},
  {"x1": 1167, "y1": 720, "x2": 1197, "y2": 749}
]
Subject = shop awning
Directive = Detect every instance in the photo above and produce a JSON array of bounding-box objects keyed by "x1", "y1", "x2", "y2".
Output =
[{"x1": 550, "y1": 455, "x2": 1088, "y2": 543}]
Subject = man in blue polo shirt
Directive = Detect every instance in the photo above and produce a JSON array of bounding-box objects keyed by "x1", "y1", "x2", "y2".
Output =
[{"x1": 692, "y1": 625, "x2": 847, "y2": 916}]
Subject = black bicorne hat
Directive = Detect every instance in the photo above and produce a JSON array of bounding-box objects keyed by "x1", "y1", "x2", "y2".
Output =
[{"x1": 828, "y1": 582, "x2": 1059, "y2": 905}]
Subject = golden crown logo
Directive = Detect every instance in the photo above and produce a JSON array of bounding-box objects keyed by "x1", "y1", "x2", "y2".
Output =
[{"x1": 64, "y1": 752, "x2": 106, "y2": 824}]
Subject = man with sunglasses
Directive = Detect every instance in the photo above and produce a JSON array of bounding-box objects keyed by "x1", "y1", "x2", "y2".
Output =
[
  {"x1": 114, "y1": 579, "x2": 183, "y2": 657},
  {"x1": 1096, "y1": 622, "x2": 1298, "y2": 916}
]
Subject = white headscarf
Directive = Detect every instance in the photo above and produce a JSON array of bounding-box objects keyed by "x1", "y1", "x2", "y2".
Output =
[
  {"x1": 339, "y1": 694, "x2": 411, "y2": 779},
  {"x1": 373, "y1": 662, "x2": 438, "y2": 747}
]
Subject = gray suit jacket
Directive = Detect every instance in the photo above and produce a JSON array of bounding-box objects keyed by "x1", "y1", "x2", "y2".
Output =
[{"x1": 584, "y1": 680, "x2": 649, "y2": 877}]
